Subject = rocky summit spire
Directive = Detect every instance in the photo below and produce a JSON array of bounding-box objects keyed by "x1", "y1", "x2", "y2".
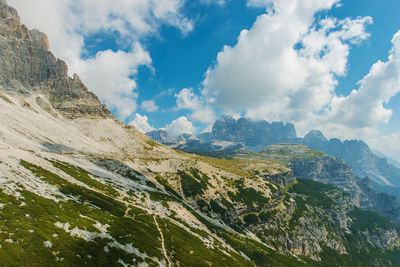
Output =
[{"x1": 0, "y1": 2, "x2": 110, "y2": 119}]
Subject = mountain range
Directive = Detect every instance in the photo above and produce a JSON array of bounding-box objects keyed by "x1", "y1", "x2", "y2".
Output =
[
  {"x1": 148, "y1": 115, "x2": 400, "y2": 198},
  {"x1": 0, "y1": 1, "x2": 400, "y2": 266}
]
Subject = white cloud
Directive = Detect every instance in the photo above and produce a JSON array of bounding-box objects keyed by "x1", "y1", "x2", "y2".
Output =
[
  {"x1": 300, "y1": 30, "x2": 400, "y2": 158},
  {"x1": 204, "y1": 0, "x2": 336, "y2": 111},
  {"x1": 175, "y1": 88, "x2": 216, "y2": 125},
  {"x1": 8, "y1": 0, "x2": 191, "y2": 119},
  {"x1": 246, "y1": 0, "x2": 272, "y2": 8},
  {"x1": 327, "y1": 31, "x2": 400, "y2": 128},
  {"x1": 244, "y1": 16, "x2": 373, "y2": 124},
  {"x1": 129, "y1": 114, "x2": 155, "y2": 133},
  {"x1": 176, "y1": 88, "x2": 203, "y2": 110},
  {"x1": 141, "y1": 100, "x2": 159, "y2": 113},
  {"x1": 77, "y1": 45, "x2": 151, "y2": 118},
  {"x1": 369, "y1": 132, "x2": 400, "y2": 162},
  {"x1": 200, "y1": 0, "x2": 400, "y2": 158},
  {"x1": 203, "y1": 0, "x2": 372, "y2": 122},
  {"x1": 190, "y1": 108, "x2": 217, "y2": 125},
  {"x1": 163, "y1": 116, "x2": 196, "y2": 136},
  {"x1": 203, "y1": 0, "x2": 377, "y2": 135}
]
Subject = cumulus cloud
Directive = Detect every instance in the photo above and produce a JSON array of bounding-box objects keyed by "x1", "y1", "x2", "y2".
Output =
[
  {"x1": 327, "y1": 31, "x2": 400, "y2": 128},
  {"x1": 129, "y1": 114, "x2": 155, "y2": 133},
  {"x1": 203, "y1": 0, "x2": 372, "y2": 123},
  {"x1": 130, "y1": 112, "x2": 196, "y2": 137},
  {"x1": 8, "y1": 0, "x2": 191, "y2": 119},
  {"x1": 190, "y1": 108, "x2": 217, "y2": 125},
  {"x1": 163, "y1": 116, "x2": 196, "y2": 136},
  {"x1": 141, "y1": 100, "x2": 159, "y2": 113},
  {"x1": 78, "y1": 45, "x2": 151, "y2": 118},
  {"x1": 176, "y1": 88, "x2": 203, "y2": 110},
  {"x1": 200, "y1": 0, "x2": 400, "y2": 158},
  {"x1": 175, "y1": 88, "x2": 216, "y2": 125},
  {"x1": 297, "y1": 30, "x2": 400, "y2": 157}
]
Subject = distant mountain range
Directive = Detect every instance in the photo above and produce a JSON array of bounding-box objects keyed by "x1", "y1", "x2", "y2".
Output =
[
  {"x1": 299, "y1": 130, "x2": 400, "y2": 197},
  {"x1": 147, "y1": 115, "x2": 400, "y2": 198}
]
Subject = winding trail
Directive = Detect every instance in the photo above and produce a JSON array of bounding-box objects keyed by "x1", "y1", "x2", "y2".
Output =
[{"x1": 153, "y1": 216, "x2": 172, "y2": 267}]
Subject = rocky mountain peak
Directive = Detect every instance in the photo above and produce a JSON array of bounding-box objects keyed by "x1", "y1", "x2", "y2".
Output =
[
  {"x1": 146, "y1": 129, "x2": 170, "y2": 143},
  {"x1": 212, "y1": 115, "x2": 237, "y2": 139},
  {"x1": 304, "y1": 129, "x2": 328, "y2": 142},
  {"x1": 0, "y1": 1, "x2": 110, "y2": 119},
  {"x1": 210, "y1": 115, "x2": 297, "y2": 149},
  {"x1": 217, "y1": 114, "x2": 236, "y2": 122}
]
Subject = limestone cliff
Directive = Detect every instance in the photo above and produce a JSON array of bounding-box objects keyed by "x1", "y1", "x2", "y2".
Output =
[{"x1": 0, "y1": 1, "x2": 110, "y2": 118}]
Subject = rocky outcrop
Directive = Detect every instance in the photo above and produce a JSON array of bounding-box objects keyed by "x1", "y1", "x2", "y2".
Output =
[
  {"x1": 290, "y1": 156, "x2": 360, "y2": 197},
  {"x1": 254, "y1": 144, "x2": 400, "y2": 225},
  {"x1": 262, "y1": 170, "x2": 295, "y2": 185},
  {"x1": 304, "y1": 129, "x2": 328, "y2": 142},
  {"x1": 287, "y1": 148, "x2": 400, "y2": 224},
  {"x1": 0, "y1": 1, "x2": 110, "y2": 118},
  {"x1": 358, "y1": 177, "x2": 400, "y2": 223},
  {"x1": 300, "y1": 131, "x2": 400, "y2": 198},
  {"x1": 146, "y1": 130, "x2": 171, "y2": 144},
  {"x1": 210, "y1": 115, "x2": 297, "y2": 149}
]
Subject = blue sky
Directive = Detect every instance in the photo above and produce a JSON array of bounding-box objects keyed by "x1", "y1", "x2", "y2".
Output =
[
  {"x1": 8, "y1": 0, "x2": 400, "y2": 160},
  {"x1": 127, "y1": 0, "x2": 400, "y2": 129},
  {"x1": 329, "y1": 0, "x2": 400, "y2": 135},
  {"x1": 133, "y1": 1, "x2": 265, "y2": 128}
]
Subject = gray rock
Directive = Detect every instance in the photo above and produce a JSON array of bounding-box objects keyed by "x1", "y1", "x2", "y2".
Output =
[
  {"x1": 0, "y1": 2, "x2": 110, "y2": 119},
  {"x1": 210, "y1": 115, "x2": 297, "y2": 149}
]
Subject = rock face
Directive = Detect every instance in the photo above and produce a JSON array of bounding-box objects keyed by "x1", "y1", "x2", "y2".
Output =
[
  {"x1": 304, "y1": 129, "x2": 328, "y2": 142},
  {"x1": 210, "y1": 115, "x2": 297, "y2": 150},
  {"x1": 358, "y1": 177, "x2": 400, "y2": 223},
  {"x1": 300, "y1": 132, "x2": 400, "y2": 197},
  {"x1": 146, "y1": 129, "x2": 171, "y2": 144},
  {"x1": 0, "y1": 2, "x2": 110, "y2": 118},
  {"x1": 259, "y1": 144, "x2": 400, "y2": 224}
]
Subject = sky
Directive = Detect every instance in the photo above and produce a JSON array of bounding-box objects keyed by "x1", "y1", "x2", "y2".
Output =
[{"x1": 7, "y1": 0, "x2": 400, "y2": 161}]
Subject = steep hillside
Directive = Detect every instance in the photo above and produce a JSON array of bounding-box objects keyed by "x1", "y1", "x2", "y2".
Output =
[
  {"x1": 301, "y1": 131, "x2": 400, "y2": 196},
  {"x1": 0, "y1": 1, "x2": 399, "y2": 266},
  {"x1": 254, "y1": 144, "x2": 400, "y2": 224}
]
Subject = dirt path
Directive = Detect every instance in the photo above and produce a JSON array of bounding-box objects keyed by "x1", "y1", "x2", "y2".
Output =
[{"x1": 153, "y1": 216, "x2": 172, "y2": 267}]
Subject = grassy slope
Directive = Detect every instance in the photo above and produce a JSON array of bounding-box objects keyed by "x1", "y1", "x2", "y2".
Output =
[
  {"x1": 0, "y1": 154, "x2": 398, "y2": 266},
  {"x1": 0, "y1": 160, "x2": 260, "y2": 266}
]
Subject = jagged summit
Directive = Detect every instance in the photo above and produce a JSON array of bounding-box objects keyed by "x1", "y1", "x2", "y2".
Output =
[
  {"x1": 304, "y1": 129, "x2": 328, "y2": 142},
  {"x1": 0, "y1": 2, "x2": 110, "y2": 119},
  {"x1": 211, "y1": 115, "x2": 297, "y2": 148},
  {"x1": 216, "y1": 114, "x2": 236, "y2": 122}
]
